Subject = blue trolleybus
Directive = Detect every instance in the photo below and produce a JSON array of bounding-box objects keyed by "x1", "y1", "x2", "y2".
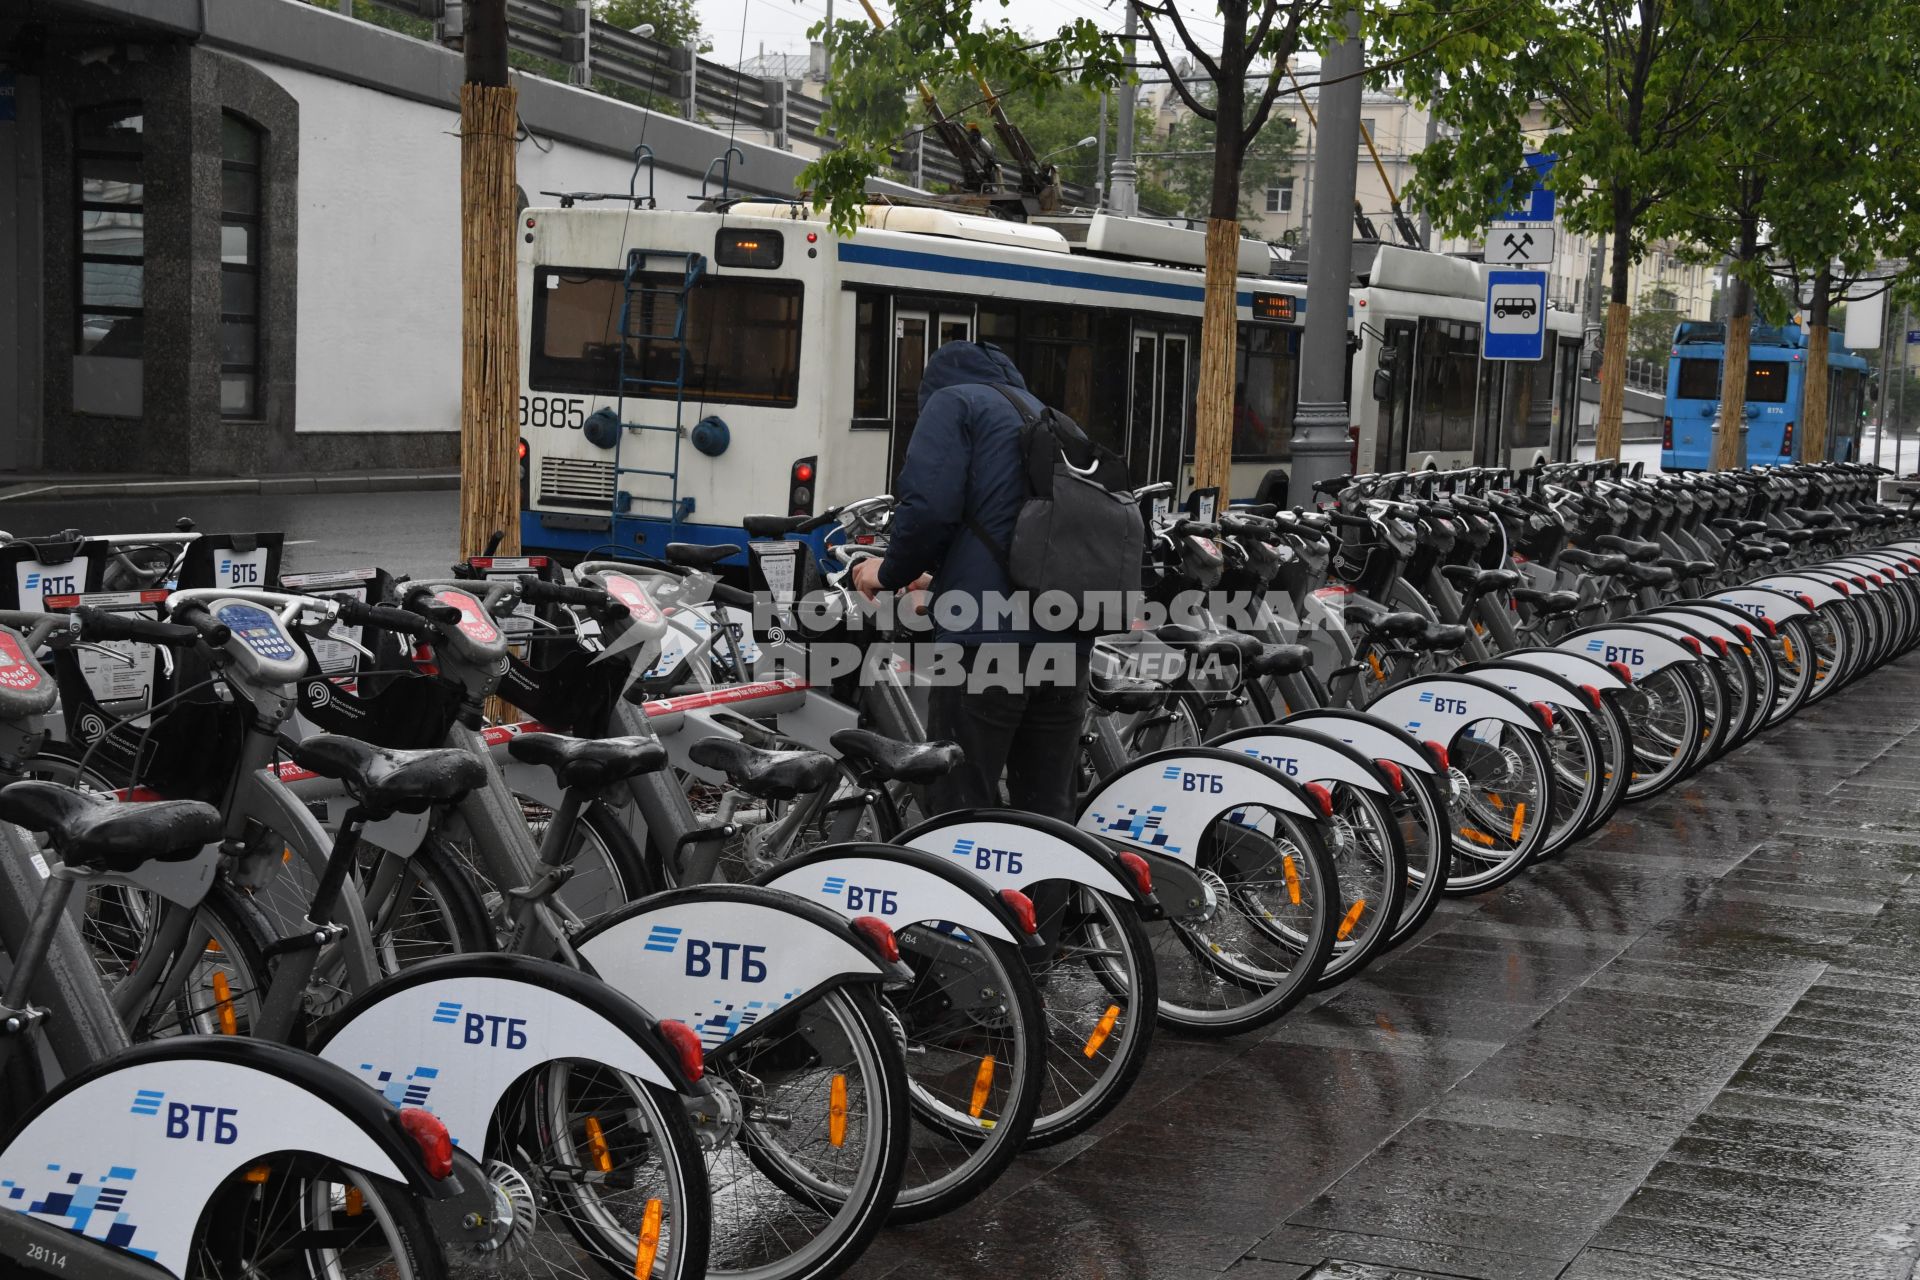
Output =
[{"x1": 1662, "y1": 320, "x2": 1871, "y2": 470}]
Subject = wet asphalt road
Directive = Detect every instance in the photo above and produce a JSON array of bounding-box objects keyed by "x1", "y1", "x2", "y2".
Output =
[
  {"x1": 14, "y1": 485, "x2": 1919, "y2": 1279},
  {"x1": 841, "y1": 656, "x2": 1920, "y2": 1280}
]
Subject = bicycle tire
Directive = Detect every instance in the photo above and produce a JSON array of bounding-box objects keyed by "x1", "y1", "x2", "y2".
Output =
[
  {"x1": 189, "y1": 1157, "x2": 446, "y2": 1280},
  {"x1": 359, "y1": 836, "x2": 497, "y2": 974},
  {"x1": 1309, "y1": 783, "x2": 1406, "y2": 988},
  {"x1": 122, "y1": 879, "x2": 274, "y2": 1044},
  {"x1": 1384, "y1": 768, "x2": 1451, "y2": 948},
  {"x1": 1442, "y1": 719, "x2": 1554, "y2": 894}
]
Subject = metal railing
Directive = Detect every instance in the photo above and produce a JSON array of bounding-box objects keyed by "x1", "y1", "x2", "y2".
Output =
[{"x1": 355, "y1": 0, "x2": 1093, "y2": 203}]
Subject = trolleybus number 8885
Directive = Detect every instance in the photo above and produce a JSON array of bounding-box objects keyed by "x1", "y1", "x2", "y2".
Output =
[{"x1": 520, "y1": 396, "x2": 586, "y2": 429}]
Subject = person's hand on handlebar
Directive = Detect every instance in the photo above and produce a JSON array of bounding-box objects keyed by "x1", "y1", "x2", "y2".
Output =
[{"x1": 848, "y1": 558, "x2": 930, "y2": 602}]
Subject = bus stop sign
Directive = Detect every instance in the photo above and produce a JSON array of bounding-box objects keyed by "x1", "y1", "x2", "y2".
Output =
[
  {"x1": 1485, "y1": 271, "x2": 1547, "y2": 361},
  {"x1": 1498, "y1": 153, "x2": 1557, "y2": 224}
]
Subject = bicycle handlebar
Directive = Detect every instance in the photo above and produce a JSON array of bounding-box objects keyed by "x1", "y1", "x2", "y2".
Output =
[
  {"x1": 166, "y1": 601, "x2": 234, "y2": 648},
  {"x1": 517, "y1": 576, "x2": 630, "y2": 621},
  {"x1": 331, "y1": 595, "x2": 445, "y2": 640},
  {"x1": 73, "y1": 605, "x2": 203, "y2": 648}
]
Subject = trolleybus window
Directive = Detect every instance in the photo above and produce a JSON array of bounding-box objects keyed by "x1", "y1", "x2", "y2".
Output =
[
  {"x1": 1501, "y1": 350, "x2": 1553, "y2": 450},
  {"x1": 853, "y1": 292, "x2": 889, "y2": 423},
  {"x1": 1233, "y1": 324, "x2": 1299, "y2": 459},
  {"x1": 530, "y1": 267, "x2": 802, "y2": 405},
  {"x1": 1675, "y1": 357, "x2": 1720, "y2": 400},
  {"x1": 1747, "y1": 360, "x2": 1789, "y2": 403},
  {"x1": 1410, "y1": 317, "x2": 1479, "y2": 455}
]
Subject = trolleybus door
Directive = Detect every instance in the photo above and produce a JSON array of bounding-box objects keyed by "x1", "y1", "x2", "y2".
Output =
[
  {"x1": 1472, "y1": 358, "x2": 1503, "y2": 467},
  {"x1": 1373, "y1": 320, "x2": 1416, "y2": 472},
  {"x1": 1550, "y1": 338, "x2": 1581, "y2": 462},
  {"x1": 1126, "y1": 326, "x2": 1193, "y2": 491},
  {"x1": 889, "y1": 307, "x2": 975, "y2": 485}
]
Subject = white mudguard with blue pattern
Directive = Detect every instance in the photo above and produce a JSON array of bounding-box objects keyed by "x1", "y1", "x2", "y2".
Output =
[
  {"x1": 1708, "y1": 586, "x2": 1814, "y2": 625},
  {"x1": 763, "y1": 854, "x2": 1018, "y2": 942},
  {"x1": 579, "y1": 899, "x2": 884, "y2": 1051},
  {"x1": 900, "y1": 819, "x2": 1137, "y2": 899},
  {"x1": 1364, "y1": 677, "x2": 1539, "y2": 746},
  {"x1": 1215, "y1": 731, "x2": 1389, "y2": 792},
  {"x1": 1557, "y1": 626, "x2": 1698, "y2": 679},
  {"x1": 1077, "y1": 753, "x2": 1312, "y2": 868},
  {"x1": 1279, "y1": 711, "x2": 1438, "y2": 775}
]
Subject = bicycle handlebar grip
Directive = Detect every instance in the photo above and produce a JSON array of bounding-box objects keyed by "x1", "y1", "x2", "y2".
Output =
[
  {"x1": 1328, "y1": 510, "x2": 1376, "y2": 529},
  {"x1": 517, "y1": 576, "x2": 631, "y2": 621},
  {"x1": 74, "y1": 605, "x2": 202, "y2": 648},
  {"x1": 331, "y1": 595, "x2": 440, "y2": 639},
  {"x1": 1313, "y1": 474, "x2": 1353, "y2": 496},
  {"x1": 167, "y1": 602, "x2": 234, "y2": 649},
  {"x1": 707, "y1": 581, "x2": 757, "y2": 611}
]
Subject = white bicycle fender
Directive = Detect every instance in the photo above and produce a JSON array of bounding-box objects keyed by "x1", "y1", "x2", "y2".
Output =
[
  {"x1": 1365, "y1": 676, "x2": 1541, "y2": 743},
  {"x1": 1559, "y1": 626, "x2": 1698, "y2": 677},
  {"x1": 1644, "y1": 608, "x2": 1756, "y2": 651},
  {"x1": 577, "y1": 889, "x2": 888, "y2": 1051},
  {"x1": 1209, "y1": 728, "x2": 1388, "y2": 792},
  {"x1": 0, "y1": 1046, "x2": 406, "y2": 1280},
  {"x1": 1498, "y1": 648, "x2": 1631, "y2": 693},
  {"x1": 1459, "y1": 663, "x2": 1594, "y2": 715},
  {"x1": 763, "y1": 850, "x2": 1018, "y2": 942},
  {"x1": 1077, "y1": 748, "x2": 1313, "y2": 868},
  {"x1": 1709, "y1": 586, "x2": 1814, "y2": 624},
  {"x1": 1749, "y1": 574, "x2": 1848, "y2": 608},
  {"x1": 314, "y1": 963, "x2": 678, "y2": 1156},
  {"x1": 1278, "y1": 709, "x2": 1437, "y2": 774},
  {"x1": 897, "y1": 813, "x2": 1139, "y2": 901}
]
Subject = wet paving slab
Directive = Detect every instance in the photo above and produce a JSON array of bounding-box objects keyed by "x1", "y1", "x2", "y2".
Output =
[{"x1": 843, "y1": 657, "x2": 1920, "y2": 1280}]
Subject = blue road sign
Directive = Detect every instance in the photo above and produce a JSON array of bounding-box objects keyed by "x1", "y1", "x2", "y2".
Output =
[
  {"x1": 1498, "y1": 153, "x2": 1557, "y2": 224},
  {"x1": 1906, "y1": 329, "x2": 1920, "y2": 344},
  {"x1": 1485, "y1": 270, "x2": 1547, "y2": 361}
]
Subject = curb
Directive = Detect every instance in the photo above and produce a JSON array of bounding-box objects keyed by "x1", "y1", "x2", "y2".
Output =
[{"x1": 0, "y1": 472, "x2": 461, "y2": 503}]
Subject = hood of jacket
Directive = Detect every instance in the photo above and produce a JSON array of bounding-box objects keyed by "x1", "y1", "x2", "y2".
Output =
[{"x1": 917, "y1": 341, "x2": 1029, "y2": 411}]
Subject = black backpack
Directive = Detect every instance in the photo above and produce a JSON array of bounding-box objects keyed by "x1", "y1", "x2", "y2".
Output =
[{"x1": 965, "y1": 384, "x2": 1145, "y2": 604}]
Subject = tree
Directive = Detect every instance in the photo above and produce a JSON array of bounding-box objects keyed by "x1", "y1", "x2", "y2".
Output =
[
  {"x1": 923, "y1": 73, "x2": 1159, "y2": 198},
  {"x1": 597, "y1": 0, "x2": 703, "y2": 51},
  {"x1": 1382, "y1": 0, "x2": 1769, "y2": 459},
  {"x1": 1627, "y1": 284, "x2": 1685, "y2": 367},
  {"x1": 803, "y1": 0, "x2": 1339, "y2": 500},
  {"x1": 1142, "y1": 91, "x2": 1297, "y2": 221}
]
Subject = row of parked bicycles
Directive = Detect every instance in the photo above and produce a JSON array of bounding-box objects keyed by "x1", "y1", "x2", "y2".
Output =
[{"x1": 0, "y1": 459, "x2": 1912, "y2": 1280}]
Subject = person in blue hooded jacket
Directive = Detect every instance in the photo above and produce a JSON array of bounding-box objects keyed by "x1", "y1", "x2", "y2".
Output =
[{"x1": 849, "y1": 340, "x2": 1089, "y2": 821}]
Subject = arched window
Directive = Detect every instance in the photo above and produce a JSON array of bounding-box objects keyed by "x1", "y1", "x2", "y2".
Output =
[
  {"x1": 220, "y1": 113, "x2": 263, "y2": 418},
  {"x1": 75, "y1": 103, "x2": 144, "y2": 415}
]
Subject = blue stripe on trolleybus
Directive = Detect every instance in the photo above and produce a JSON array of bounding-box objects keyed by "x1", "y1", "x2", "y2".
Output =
[{"x1": 837, "y1": 242, "x2": 1308, "y2": 314}]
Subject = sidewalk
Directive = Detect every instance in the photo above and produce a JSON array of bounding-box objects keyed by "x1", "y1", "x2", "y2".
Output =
[{"x1": 0, "y1": 468, "x2": 460, "y2": 503}]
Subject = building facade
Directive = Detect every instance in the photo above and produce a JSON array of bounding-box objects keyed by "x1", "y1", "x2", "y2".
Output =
[{"x1": 0, "y1": 0, "x2": 826, "y2": 477}]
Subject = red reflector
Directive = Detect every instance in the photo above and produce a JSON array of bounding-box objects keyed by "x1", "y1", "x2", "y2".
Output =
[
  {"x1": 1796, "y1": 592, "x2": 1816, "y2": 609},
  {"x1": 1679, "y1": 635, "x2": 1701, "y2": 655},
  {"x1": 1710, "y1": 635, "x2": 1729, "y2": 656},
  {"x1": 1758, "y1": 616, "x2": 1777, "y2": 637},
  {"x1": 1606, "y1": 660, "x2": 1634, "y2": 685},
  {"x1": 1830, "y1": 580, "x2": 1849, "y2": 595},
  {"x1": 657, "y1": 1019, "x2": 705, "y2": 1083},
  {"x1": 1117, "y1": 851, "x2": 1153, "y2": 897},
  {"x1": 851, "y1": 915, "x2": 900, "y2": 963},
  {"x1": 999, "y1": 889, "x2": 1038, "y2": 935},
  {"x1": 1303, "y1": 782, "x2": 1335, "y2": 819},
  {"x1": 1733, "y1": 624, "x2": 1753, "y2": 644},
  {"x1": 1373, "y1": 759, "x2": 1404, "y2": 793},
  {"x1": 1530, "y1": 700, "x2": 1555, "y2": 730},
  {"x1": 1423, "y1": 739, "x2": 1449, "y2": 772},
  {"x1": 1580, "y1": 683, "x2": 1603, "y2": 710},
  {"x1": 397, "y1": 1107, "x2": 453, "y2": 1180}
]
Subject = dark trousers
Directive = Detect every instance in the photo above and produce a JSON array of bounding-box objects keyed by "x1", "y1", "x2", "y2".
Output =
[{"x1": 924, "y1": 643, "x2": 1090, "y2": 823}]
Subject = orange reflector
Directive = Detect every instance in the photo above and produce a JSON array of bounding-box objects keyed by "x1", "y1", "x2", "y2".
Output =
[
  {"x1": 1488, "y1": 793, "x2": 1506, "y2": 811},
  {"x1": 1367, "y1": 652, "x2": 1386, "y2": 682},
  {"x1": 282, "y1": 847, "x2": 293, "y2": 865},
  {"x1": 205, "y1": 939, "x2": 222, "y2": 953},
  {"x1": 344, "y1": 1185, "x2": 364, "y2": 1216},
  {"x1": 1782, "y1": 636, "x2": 1797, "y2": 663},
  {"x1": 212, "y1": 971, "x2": 237, "y2": 1036},
  {"x1": 1282, "y1": 854, "x2": 1302, "y2": 904},
  {"x1": 1083, "y1": 1005, "x2": 1121, "y2": 1059},
  {"x1": 584, "y1": 1115, "x2": 612, "y2": 1174},
  {"x1": 1510, "y1": 802, "x2": 1527, "y2": 842},
  {"x1": 969, "y1": 1056, "x2": 996, "y2": 1118},
  {"x1": 243, "y1": 1165, "x2": 270, "y2": 1184},
  {"x1": 1336, "y1": 898, "x2": 1367, "y2": 940},
  {"x1": 1460, "y1": 827, "x2": 1494, "y2": 846},
  {"x1": 828, "y1": 1073, "x2": 848, "y2": 1148},
  {"x1": 633, "y1": 1198, "x2": 663, "y2": 1278}
]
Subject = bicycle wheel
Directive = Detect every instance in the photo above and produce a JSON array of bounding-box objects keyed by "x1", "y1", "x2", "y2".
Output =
[
  {"x1": 1384, "y1": 767, "x2": 1451, "y2": 947},
  {"x1": 1310, "y1": 783, "x2": 1405, "y2": 988},
  {"x1": 1026, "y1": 886, "x2": 1156, "y2": 1147},
  {"x1": 357, "y1": 836, "x2": 495, "y2": 973},
  {"x1": 1763, "y1": 617, "x2": 1818, "y2": 725},
  {"x1": 188, "y1": 1156, "x2": 444, "y2": 1280},
  {"x1": 1530, "y1": 708, "x2": 1604, "y2": 860},
  {"x1": 885, "y1": 929, "x2": 1043, "y2": 1222},
  {"x1": 1618, "y1": 666, "x2": 1704, "y2": 799},
  {"x1": 522, "y1": 796, "x2": 654, "y2": 915},
  {"x1": 462, "y1": 1059, "x2": 710, "y2": 1280},
  {"x1": 120, "y1": 880, "x2": 273, "y2": 1044},
  {"x1": 1442, "y1": 719, "x2": 1553, "y2": 893},
  {"x1": 1149, "y1": 806, "x2": 1338, "y2": 1035},
  {"x1": 712, "y1": 985, "x2": 909, "y2": 1280}
]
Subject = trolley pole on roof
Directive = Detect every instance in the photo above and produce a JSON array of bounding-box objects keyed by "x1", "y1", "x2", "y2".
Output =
[
  {"x1": 1288, "y1": 5, "x2": 1363, "y2": 503},
  {"x1": 457, "y1": 0, "x2": 522, "y2": 558}
]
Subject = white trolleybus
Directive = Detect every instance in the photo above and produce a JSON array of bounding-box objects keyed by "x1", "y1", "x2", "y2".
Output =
[{"x1": 515, "y1": 202, "x2": 1584, "y2": 566}]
